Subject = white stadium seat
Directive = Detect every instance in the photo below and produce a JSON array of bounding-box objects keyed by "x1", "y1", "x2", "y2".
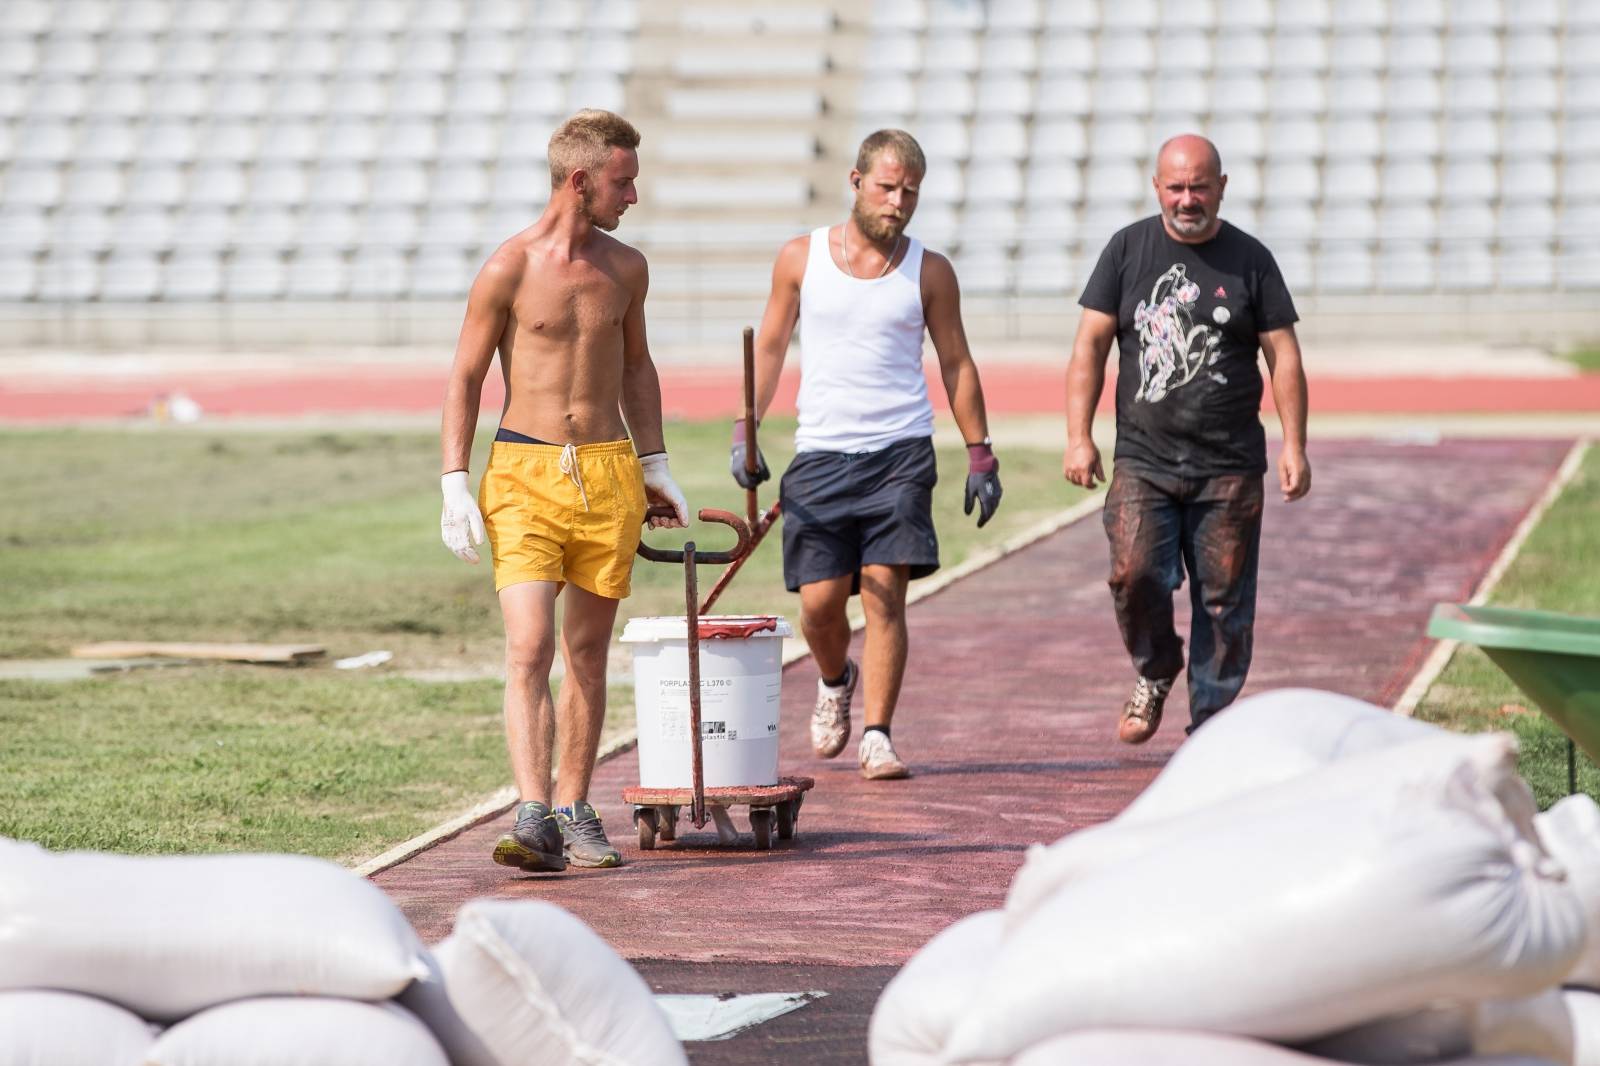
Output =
[
  {"x1": 286, "y1": 250, "x2": 349, "y2": 298},
  {"x1": 348, "y1": 249, "x2": 411, "y2": 299},
  {"x1": 1499, "y1": 239, "x2": 1554, "y2": 288},
  {"x1": 1381, "y1": 160, "x2": 1439, "y2": 202},
  {"x1": 1498, "y1": 201, "x2": 1556, "y2": 240},
  {"x1": 1025, "y1": 160, "x2": 1084, "y2": 204},
  {"x1": 227, "y1": 251, "x2": 288, "y2": 298},
  {"x1": 298, "y1": 206, "x2": 358, "y2": 249},
  {"x1": 1321, "y1": 159, "x2": 1379, "y2": 201},
  {"x1": 3, "y1": 165, "x2": 62, "y2": 208},
  {"x1": 1441, "y1": 158, "x2": 1498, "y2": 199},
  {"x1": 1315, "y1": 244, "x2": 1373, "y2": 291},
  {"x1": 1043, "y1": 0, "x2": 1099, "y2": 30},
  {"x1": 113, "y1": 206, "x2": 176, "y2": 250},
  {"x1": 1035, "y1": 75, "x2": 1092, "y2": 116},
  {"x1": 1380, "y1": 116, "x2": 1439, "y2": 159},
  {"x1": 1031, "y1": 118, "x2": 1087, "y2": 159},
  {"x1": 1438, "y1": 240, "x2": 1494, "y2": 288},
  {"x1": 1321, "y1": 202, "x2": 1378, "y2": 239},
  {"x1": 164, "y1": 252, "x2": 225, "y2": 300},
  {"x1": 1439, "y1": 201, "x2": 1497, "y2": 238},
  {"x1": 1376, "y1": 241, "x2": 1436, "y2": 291},
  {"x1": 1378, "y1": 203, "x2": 1439, "y2": 240},
  {"x1": 125, "y1": 163, "x2": 186, "y2": 207},
  {"x1": 53, "y1": 207, "x2": 113, "y2": 252},
  {"x1": 924, "y1": 32, "x2": 979, "y2": 73},
  {"x1": 278, "y1": 34, "x2": 339, "y2": 75},
  {"x1": 100, "y1": 252, "x2": 162, "y2": 300},
  {"x1": 308, "y1": 164, "x2": 367, "y2": 207},
  {"x1": 1557, "y1": 241, "x2": 1600, "y2": 288},
  {"x1": 1330, "y1": 31, "x2": 1385, "y2": 70}
]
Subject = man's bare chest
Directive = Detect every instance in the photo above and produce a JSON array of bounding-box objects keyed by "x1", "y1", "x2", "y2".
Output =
[{"x1": 513, "y1": 264, "x2": 630, "y2": 341}]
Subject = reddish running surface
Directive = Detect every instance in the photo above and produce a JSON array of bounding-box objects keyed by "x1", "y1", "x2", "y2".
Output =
[{"x1": 5, "y1": 365, "x2": 1600, "y2": 421}]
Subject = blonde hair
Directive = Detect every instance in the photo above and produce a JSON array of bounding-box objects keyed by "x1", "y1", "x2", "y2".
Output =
[
  {"x1": 548, "y1": 109, "x2": 641, "y2": 189},
  {"x1": 855, "y1": 129, "x2": 926, "y2": 178}
]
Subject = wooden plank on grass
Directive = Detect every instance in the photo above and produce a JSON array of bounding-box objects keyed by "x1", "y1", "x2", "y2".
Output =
[{"x1": 70, "y1": 642, "x2": 326, "y2": 663}]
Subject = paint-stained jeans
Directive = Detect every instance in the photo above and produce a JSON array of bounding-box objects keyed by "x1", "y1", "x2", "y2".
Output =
[{"x1": 1102, "y1": 468, "x2": 1265, "y2": 730}]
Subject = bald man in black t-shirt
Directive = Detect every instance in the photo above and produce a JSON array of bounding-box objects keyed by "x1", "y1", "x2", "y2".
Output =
[{"x1": 1064, "y1": 134, "x2": 1311, "y2": 745}]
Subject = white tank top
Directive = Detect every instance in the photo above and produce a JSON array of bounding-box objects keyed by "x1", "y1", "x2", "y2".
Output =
[{"x1": 794, "y1": 226, "x2": 934, "y2": 454}]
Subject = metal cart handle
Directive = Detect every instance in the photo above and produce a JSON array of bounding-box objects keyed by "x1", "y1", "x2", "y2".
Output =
[{"x1": 637, "y1": 507, "x2": 753, "y2": 565}]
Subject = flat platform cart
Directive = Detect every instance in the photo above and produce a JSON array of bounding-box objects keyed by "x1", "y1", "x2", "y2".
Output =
[
  {"x1": 627, "y1": 776, "x2": 815, "y2": 851},
  {"x1": 626, "y1": 505, "x2": 815, "y2": 850}
]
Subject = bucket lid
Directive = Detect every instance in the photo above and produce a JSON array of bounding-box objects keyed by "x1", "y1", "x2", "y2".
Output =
[{"x1": 621, "y1": 615, "x2": 793, "y2": 642}]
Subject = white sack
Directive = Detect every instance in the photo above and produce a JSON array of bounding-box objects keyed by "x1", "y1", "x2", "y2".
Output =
[
  {"x1": 0, "y1": 837, "x2": 429, "y2": 1021},
  {"x1": 146, "y1": 998, "x2": 447, "y2": 1066},
  {"x1": 945, "y1": 742, "x2": 1585, "y2": 1063},
  {"x1": 401, "y1": 899, "x2": 687, "y2": 1066},
  {"x1": 1007, "y1": 1028, "x2": 1561, "y2": 1066},
  {"x1": 0, "y1": 990, "x2": 154, "y2": 1066},
  {"x1": 1301, "y1": 991, "x2": 1575, "y2": 1066},
  {"x1": 1566, "y1": 990, "x2": 1600, "y2": 1066},
  {"x1": 1538, "y1": 796, "x2": 1600, "y2": 988},
  {"x1": 1121, "y1": 688, "x2": 1445, "y2": 823},
  {"x1": 1009, "y1": 732, "x2": 1545, "y2": 927},
  {"x1": 867, "y1": 910, "x2": 1002, "y2": 1066}
]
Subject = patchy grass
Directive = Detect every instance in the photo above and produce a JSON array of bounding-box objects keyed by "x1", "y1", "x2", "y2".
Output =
[
  {"x1": 1415, "y1": 443, "x2": 1600, "y2": 807},
  {"x1": 0, "y1": 669, "x2": 634, "y2": 861}
]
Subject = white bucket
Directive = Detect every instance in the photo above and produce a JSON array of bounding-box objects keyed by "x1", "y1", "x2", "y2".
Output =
[{"x1": 621, "y1": 615, "x2": 793, "y2": 789}]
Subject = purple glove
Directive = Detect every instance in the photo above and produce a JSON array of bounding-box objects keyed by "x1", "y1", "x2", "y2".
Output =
[{"x1": 964, "y1": 442, "x2": 1002, "y2": 528}]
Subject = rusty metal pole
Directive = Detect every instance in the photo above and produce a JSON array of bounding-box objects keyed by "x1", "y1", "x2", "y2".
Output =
[
  {"x1": 684, "y1": 543, "x2": 706, "y2": 828},
  {"x1": 742, "y1": 325, "x2": 758, "y2": 529}
]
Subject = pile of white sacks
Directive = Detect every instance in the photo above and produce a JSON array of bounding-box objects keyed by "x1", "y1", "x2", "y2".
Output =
[
  {"x1": 871, "y1": 688, "x2": 1600, "y2": 1066},
  {"x1": 0, "y1": 839, "x2": 687, "y2": 1065}
]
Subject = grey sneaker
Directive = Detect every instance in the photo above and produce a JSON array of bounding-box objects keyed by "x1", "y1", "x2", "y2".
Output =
[
  {"x1": 811, "y1": 659, "x2": 858, "y2": 758},
  {"x1": 858, "y1": 730, "x2": 910, "y2": 780},
  {"x1": 492, "y1": 801, "x2": 568, "y2": 873},
  {"x1": 554, "y1": 800, "x2": 622, "y2": 869},
  {"x1": 1118, "y1": 676, "x2": 1174, "y2": 745}
]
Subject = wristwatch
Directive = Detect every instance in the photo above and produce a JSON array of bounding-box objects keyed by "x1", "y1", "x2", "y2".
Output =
[{"x1": 967, "y1": 435, "x2": 993, "y2": 448}]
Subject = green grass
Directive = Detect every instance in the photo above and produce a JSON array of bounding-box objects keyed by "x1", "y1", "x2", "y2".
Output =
[
  {"x1": 0, "y1": 669, "x2": 633, "y2": 862},
  {"x1": 0, "y1": 421, "x2": 1084, "y2": 858},
  {"x1": 1563, "y1": 346, "x2": 1600, "y2": 374},
  {"x1": 1415, "y1": 443, "x2": 1600, "y2": 808}
]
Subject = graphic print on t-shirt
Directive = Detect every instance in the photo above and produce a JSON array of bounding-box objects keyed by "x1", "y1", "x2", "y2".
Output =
[{"x1": 1133, "y1": 263, "x2": 1224, "y2": 404}]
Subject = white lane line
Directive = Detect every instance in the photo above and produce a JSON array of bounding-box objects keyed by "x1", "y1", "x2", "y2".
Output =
[
  {"x1": 1392, "y1": 438, "x2": 1591, "y2": 717},
  {"x1": 655, "y1": 991, "x2": 827, "y2": 1041}
]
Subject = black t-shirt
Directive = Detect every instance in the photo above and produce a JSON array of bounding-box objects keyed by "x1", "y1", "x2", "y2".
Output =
[{"x1": 1078, "y1": 216, "x2": 1298, "y2": 478}]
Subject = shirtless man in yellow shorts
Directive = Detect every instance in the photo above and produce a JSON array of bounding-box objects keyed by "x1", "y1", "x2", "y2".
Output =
[{"x1": 438, "y1": 110, "x2": 688, "y2": 872}]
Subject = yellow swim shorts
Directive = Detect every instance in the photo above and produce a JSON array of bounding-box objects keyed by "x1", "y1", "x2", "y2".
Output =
[{"x1": 478, "y1": 438, "x2": 647, "y2": 598}]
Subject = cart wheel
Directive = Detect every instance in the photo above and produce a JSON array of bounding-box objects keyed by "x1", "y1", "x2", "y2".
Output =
[
  {"x1": 635, "y1": 807, "x2": 658, "y2": 851},
  {"x1": 750, "y1": 808, "x2": 774, "y2": 850},
  {"x1": 776, "y1": 799, "x2": 796, "y2": 841},
  {"x1": 657, "y1": 805, "x2": 678, "y2": 842}
]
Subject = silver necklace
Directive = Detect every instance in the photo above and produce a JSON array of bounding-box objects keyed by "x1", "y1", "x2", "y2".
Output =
[{"x1": 842, "y1": 226, "x2": 903, "y2": 280}]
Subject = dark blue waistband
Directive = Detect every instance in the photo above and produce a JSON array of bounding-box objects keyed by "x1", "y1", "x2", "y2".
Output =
[{"x1": 495, "y1": 427, "x2": 556, "y2": 446}]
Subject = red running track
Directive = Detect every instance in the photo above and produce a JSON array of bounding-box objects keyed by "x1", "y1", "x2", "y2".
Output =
[{"x1": 5, "y1": 365, "x2": 1600, "y2": 421}]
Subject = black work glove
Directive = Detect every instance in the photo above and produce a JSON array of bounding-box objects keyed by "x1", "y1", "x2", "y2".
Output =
[
  {"x1": 730, "y1": 418, "x2": 770, "y2": 490},
  {"x1": 964, "y1": 442, "x2": 1002, "y2": 528}
]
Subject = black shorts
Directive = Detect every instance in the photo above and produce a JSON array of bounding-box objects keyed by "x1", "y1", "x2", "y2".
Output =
[{"x1": 779, "y1": 435, "x2": 940, "y2": 593}]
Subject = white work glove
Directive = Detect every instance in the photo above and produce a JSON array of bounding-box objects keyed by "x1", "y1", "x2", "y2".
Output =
[
  {"x1": 440, "y1": 470, "x2": 486, "y2": 563},
  {"x1": 639, "y1": 453, "x2": 689, "y2": 529}
]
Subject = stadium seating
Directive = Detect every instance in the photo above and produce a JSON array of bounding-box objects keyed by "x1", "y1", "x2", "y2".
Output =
[{"x1": 0, "y1": 0, "x2": 1595, "y2": 307}]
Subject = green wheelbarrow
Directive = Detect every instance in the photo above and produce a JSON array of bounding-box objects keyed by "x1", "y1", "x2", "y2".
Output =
[{"x1": 1428, "y1": 603, "x2": 1600, "y2": 794}]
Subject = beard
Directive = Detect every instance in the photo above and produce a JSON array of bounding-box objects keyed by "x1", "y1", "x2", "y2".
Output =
[
  {"x1": 582, "y1": 186, "x2": 621, "y2": 231},
  {"x1": 851, "y1": 198, "x2": 908, "y2": 243},
  {"x1": 1165, "y1": 205, "x2": 1212, "y2": 236}
]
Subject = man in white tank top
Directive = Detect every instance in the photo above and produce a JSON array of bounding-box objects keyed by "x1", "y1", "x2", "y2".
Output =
[{"x1": 728, "y1": 130, "x2": 1003, "y2": 780}]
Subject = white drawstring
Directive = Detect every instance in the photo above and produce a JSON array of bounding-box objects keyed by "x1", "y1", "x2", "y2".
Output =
[{"x1": 558, "y1": 443, "x2": 589, "y2": 510}]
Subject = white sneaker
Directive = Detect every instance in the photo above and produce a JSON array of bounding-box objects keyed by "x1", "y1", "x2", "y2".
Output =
[
  {"x1": 858, "y1": 730, "x2": 910, "y2": 780},
  {"x1": 810, "y1": 659, "x2": 858, "y2": 758}
]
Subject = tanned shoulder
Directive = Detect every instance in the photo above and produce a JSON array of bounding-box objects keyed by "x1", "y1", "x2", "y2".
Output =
[
  {"x1": 920, "y1": 248, "x2": 960, "y2": 304},
  {"x1": 773, "y1": 233, "x2": 810, "y2": 283}
]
